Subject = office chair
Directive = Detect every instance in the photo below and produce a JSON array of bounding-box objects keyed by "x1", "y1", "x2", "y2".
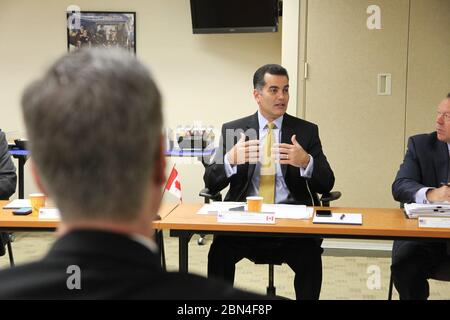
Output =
[
  {"x1": 0, "y1": 194, "x2": 15, "y2": 267},
  {"x1": 199, "y1": 187, "x2": 341, "y2": 296},
  {"x1": 197, "y1": 188, "x2": 222, "y2": 245},
  {"x1": 388, "y1": 261, "x2": 450, "y2": 300},
  {"x1": 387, "y1": 201, "x2": 450, "y2": 299},
  {"x1": 0, "y1": 233, "x2": 15, "y2": 267}
]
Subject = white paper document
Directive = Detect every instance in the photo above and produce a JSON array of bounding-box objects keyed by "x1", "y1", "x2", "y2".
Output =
[
  {"x1": 3, "y1": 199, "x2": 31, "y2": 209},
  {"x1": 197, "y1": 202, "x2": 246, "y2": 215},
  {"x1": 38, "y1": 207, "x2": 60, "y2": 220},
  {"x1": 312, "y1": 213, "x2": 363, "y2": 225},
  {"x1": 197, "y1": 202, "x2": 312, "y2": 220},
  {"x1": 261, "y1": 204, "x2": 313, "y2": 219}
]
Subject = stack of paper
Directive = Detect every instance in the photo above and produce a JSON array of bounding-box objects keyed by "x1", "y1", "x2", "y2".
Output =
[
  {"x1": 404, "y1": 203, "x2": 450, "y2": 219},
  {"x1": 197, "y1": 202, "x2": 246, "y2": 215},
  {"x1": 197, "y1": 202, "x2": 312, "y2": 220},
  {"x1": 3, "y1": 199, "x2": 31, "y2": 209}
]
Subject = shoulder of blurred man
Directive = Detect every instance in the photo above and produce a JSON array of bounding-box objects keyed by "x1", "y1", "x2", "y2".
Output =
[{"x1": 0, "y1": 230, "x2": 266, "y2": 299}]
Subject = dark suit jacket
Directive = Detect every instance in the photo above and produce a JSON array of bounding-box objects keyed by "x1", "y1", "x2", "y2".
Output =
[
  {"x1": 0, "y1": 230, "x2": 263, "y2": 299},
  {"x1": 0, "y1": 130, "x2": 16, "y2": 200},
  {"x1": 392, "y1": 132, "x2": 449, "y2": 203},
  {"x1": 204, "y1": 112, "x2": 334, "y2": 205}
]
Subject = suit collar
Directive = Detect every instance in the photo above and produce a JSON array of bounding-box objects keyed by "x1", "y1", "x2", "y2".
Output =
[
  {"x1": 257, "y1": 111, "x2": 284, "y2": 130},
  {"x1": 280, "y1": 113, "x2": 296, "y2": 177},
  {"x1": 245, "y1": 111, "x2": 260, "y2": 131},
  {"x1": 243, "y1": 112, "x2": 259, "y2": 185},
  {"x1": 434, "y1": 137, "x2": 450, "y2": 184},
  {"x1": 280, "y1": 113, "x2": 296, "y2": 144},
  {"x1": 46, "y1": 230, "x2": 161, "y2": 270}
]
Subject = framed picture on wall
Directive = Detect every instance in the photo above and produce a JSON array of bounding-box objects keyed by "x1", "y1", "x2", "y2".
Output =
[{"x1": 67, "y1": 11, "x2": 136, "y2": 53}]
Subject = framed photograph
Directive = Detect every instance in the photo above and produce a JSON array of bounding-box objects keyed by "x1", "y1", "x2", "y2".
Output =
[{"x1": 67, "y1": 11, "x2": 136, "y2": 53}]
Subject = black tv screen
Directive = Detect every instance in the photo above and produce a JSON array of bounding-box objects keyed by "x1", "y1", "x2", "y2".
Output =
[{"x1": 190, "y1": 0, "x2": 279, "y2": 34}]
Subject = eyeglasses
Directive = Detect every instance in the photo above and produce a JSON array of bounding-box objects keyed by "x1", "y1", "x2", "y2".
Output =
[{"x1": 436, "y1": 111, "x2": 450, "y2": 122}]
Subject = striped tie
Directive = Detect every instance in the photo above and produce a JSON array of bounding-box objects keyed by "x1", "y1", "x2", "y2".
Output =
[{"x1": 259, "y1": 123, "x2": 276, "y2": 204}]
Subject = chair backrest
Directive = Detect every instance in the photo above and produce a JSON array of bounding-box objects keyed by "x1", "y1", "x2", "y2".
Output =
[
  {"x1": 199, "y1": 188, "x2": 222, "y2": 203},
  {"x1": 320, "y1": 191, "x2": 342, "y2": 207}
]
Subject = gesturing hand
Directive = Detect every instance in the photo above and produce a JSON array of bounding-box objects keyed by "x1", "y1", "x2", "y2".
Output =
[
  {"x1": 426, "y1": 185, "x2": 450, "y2": 203},
  {"x1": 226, "y1": 132, "x2": 260, "y2": 165},
  {"x1": 273, "y1": 135, "x2": 310, "y2": 168}
]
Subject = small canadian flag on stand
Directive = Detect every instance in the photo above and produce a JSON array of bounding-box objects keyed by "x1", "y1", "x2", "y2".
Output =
[{"x1": 165, "y1": 165, "x2": 182, "y2": 202}]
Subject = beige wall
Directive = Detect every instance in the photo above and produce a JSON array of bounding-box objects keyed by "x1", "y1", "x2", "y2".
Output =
[
  {"x1": 281, "y1": 0, "x2": 300, "y2": 115},
  {"x1": 2, "y1": 0, "x2": 448, "y2": 208},
  {"x1": 0, "y1": 0, "x2": 281, "y2": 201},
  {"x1": 304, "y1": 0, "x2": 409, "y2": 208},
  {"x1": 405, "y1": 0, "x2": 450, "y2": 139},
  {"x1": 283, "y1": 0, "x2": 449, "y2": 208}
]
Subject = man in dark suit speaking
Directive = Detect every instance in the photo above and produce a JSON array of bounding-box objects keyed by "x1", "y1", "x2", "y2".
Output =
[
  {"x1": 391, "y1": 92, "x2": 450, "y2": 300},
  {"x1": 0, "y1": 49, "x2": 262, "y2": 300},
  {"x1": 204, "y1": 64, "x2": 335, "y2": 300}
]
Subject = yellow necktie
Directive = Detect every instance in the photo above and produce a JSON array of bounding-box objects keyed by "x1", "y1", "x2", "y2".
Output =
[{"x1": 259, "y1": 123, "x2": 276, "y2": 204}]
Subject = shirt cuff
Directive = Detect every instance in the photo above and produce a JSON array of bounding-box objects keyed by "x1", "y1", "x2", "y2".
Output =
[
  {"x1": 223, "y1": 153, "x2": 237, "y2": 178},
  {"x1": 300, "y1": 154, "x2": 314, "y2": 178},
  {"x1": 415, "y1": 187, "x2": 432, "y2": 204}
]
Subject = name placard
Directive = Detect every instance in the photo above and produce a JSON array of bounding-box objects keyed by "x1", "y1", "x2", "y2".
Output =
[
  {"x1": 217, "y1": 211, "x2": 275, "y2": 224},
  {"x1": 418, "y1": 217, "x2": 450, "y2": 229}
]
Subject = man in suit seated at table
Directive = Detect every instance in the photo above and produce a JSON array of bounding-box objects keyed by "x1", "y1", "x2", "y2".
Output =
[
  {"x1": 204, "y1": 64, "x2": 335, "y2": 300},
  {"x1": 391, "y1": 92, "x2": 450, "y2": 300},
  {"x1": 0, "y1": 129, "x2": 17, "y2": 257},
  {"x1": 0, "y1": 48, "x2": 262, "y2": 299}
]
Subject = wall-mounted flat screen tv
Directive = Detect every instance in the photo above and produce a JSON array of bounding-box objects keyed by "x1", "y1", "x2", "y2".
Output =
[{"x1": 190, "y1": 0, "x2": 279, "y2": 34}]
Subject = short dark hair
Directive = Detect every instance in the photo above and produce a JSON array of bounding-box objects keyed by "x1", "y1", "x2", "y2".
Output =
[
  {"x1": 447, "y1": 92, "x2": 450, "y2": 98},
  {"x1": 253, "y1": 64, "x2": 289, "y2": 90}
]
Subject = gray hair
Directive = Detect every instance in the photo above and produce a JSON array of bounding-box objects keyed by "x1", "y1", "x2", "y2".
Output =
[{"x1": 21, "y1": 48, "x2": 163, "y2": 222}]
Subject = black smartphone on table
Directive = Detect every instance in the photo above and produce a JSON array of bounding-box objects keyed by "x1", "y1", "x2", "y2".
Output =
[
  {"x1": 229, "y1": 206, "x2": 245, "y2": 211},
  {"x1": 13, "y1": 208, "x2": 32, "y2": 215},
  {"x1": 315, "y1": 209, "x2": 332, "y2": 217}
]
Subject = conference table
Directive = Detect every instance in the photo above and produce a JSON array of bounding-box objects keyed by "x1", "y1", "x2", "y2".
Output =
[
  {"x1": 0, "y1": 200, "x2": 179, "y2": 268},
  {"x1": 152, "y1": 203, "x2": 450, "y2": 273},
  {"x1": 3, "y1": 199, "x2": 450, "y2": 273},
  {"x1": 0, "y1": 200, "x2": 179, "y2": 232}
]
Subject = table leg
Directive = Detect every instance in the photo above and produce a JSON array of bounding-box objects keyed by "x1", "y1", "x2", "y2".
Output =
[
  {"x1": 179, "y1": 235, "x2": 190, "y2": 273},
  {"x1": 18, "y1": 157, "x2": 25, "y2": 199}
]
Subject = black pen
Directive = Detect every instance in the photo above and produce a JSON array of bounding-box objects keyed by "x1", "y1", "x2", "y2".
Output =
[{"x1": 340, "y1": 214, "x2": 345, "y2": 220}]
